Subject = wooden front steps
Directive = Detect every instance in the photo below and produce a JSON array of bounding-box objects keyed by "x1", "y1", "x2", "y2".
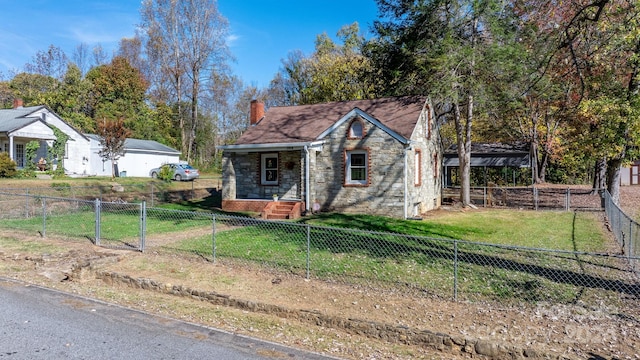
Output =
[{"x1": 261, "y1": 201, "x2": 303, "y2": 220}]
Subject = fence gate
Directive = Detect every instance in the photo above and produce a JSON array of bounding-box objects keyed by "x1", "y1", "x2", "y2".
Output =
[{"x1": 95, "y1": 199, "x2": 144, "y2": 251}]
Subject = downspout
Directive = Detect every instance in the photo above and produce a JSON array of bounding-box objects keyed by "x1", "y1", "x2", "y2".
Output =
[
  {"x1": 304, "y1": 145, "x2": 310, "y2": 212},
  {"x1": 404, "y1": 146, "x2": 408, "y2": 219}
]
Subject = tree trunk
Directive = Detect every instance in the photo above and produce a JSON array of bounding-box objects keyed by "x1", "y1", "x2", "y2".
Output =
[
  {"x1": 111, "y1": 157, "x2": 117, "y2": 179},
  {"x1": 607, "y1": 158, "x2": 622, "y2": 205},
  {"x1": 528, "y1": 108, "x2": 542, "y2": 184},
  {"x1": 529, "y1": 138, "x2": 541, "y2": 184},
  {"x1": 454, "y1": 99, "x2": 472, "y2": 206},
  {"x1": 592, "y1": 157, "x2": 607, "y2": 193},
  {"x1": 187, "y1": 67, "x2": 200, "y2": 163}
]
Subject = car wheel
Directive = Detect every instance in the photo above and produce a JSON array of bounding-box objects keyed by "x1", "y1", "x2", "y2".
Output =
[
  {"x1": 174, "y1": 174, "x2": 182, "y2": 181},
  {"x1": 151, "y1": 172, "x2": 158, "y2": 178}
]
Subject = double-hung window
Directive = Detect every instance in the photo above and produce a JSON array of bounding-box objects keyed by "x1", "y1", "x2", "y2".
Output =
[
  {"x1": 261, "y1": 153, "x2": 278, "y2": 185},
  {"x1": 345, "y1": 150, "x2": 368, "y2": 185}
]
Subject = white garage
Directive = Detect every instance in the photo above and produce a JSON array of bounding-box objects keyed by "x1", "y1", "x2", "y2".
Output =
[{"x1": 87, "y1": 135, "x2": 181, "y2": 178}]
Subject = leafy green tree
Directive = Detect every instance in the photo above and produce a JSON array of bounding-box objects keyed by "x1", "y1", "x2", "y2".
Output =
[
  {"x1": 45, "y1": 64, "x2": 94, "y2": 132},
  {"x1": 9, "y1": 73, "x2": 59, "y2": 105},
  {"x1": 86, "y1": 56, "x2": 149, "y2": 137},
  {"x1": 369, "y1": 0, "x2": 521, "y2": 206},
  {"x1": 270, "y1": 23, "x2": 376, "y2": 105},
  {"x1": 522, "y1": 0, "x2": 640, "y2": 203},
  {"x1": 0, "y1": 81, "x2": 14, "y2": 109}
]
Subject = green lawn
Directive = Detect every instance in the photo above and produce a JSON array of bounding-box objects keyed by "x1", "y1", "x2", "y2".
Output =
[
  {"x1": 164, "y1": 210, "x2": 617, "y2": 303},
  {"x1": 298, "y1": 210, "x2": 606, "y2": 252},
  {"x1": 0, "y1": 203, "x2": 622, "y2": 304}
]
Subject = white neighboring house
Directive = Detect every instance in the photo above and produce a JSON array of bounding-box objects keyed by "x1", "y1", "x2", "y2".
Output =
[
  {"x1": 0, "y1": 100, "x2": 90, "y2": 174},
  {"x1": 0, "y1": 99, "x2": 181, "y2": 177},
  {"x1": 86, "y1": 135, "x2": 181, "y2": 177}
]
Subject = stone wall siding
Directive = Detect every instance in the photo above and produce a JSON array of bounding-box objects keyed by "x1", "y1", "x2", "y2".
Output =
[
  {"x1": 222, "y1": 151, "x2": 302, "y2": 200},
  {"x1": 406, "y1": 105, "x2": 442, "y2": 216},
  {"x1": 311, "y1": 115, "x2": 407, "y2": 218}
]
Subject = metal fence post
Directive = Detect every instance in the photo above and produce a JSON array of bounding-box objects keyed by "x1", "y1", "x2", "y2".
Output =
[
  {"x1": 453, "y1": 240, "x2": 458, "y2": 301},
  {"x1": 483, "y1": 187, "x2": 487, "y2": 207},
  {"x1": 94, "y1": 198, "x2": 101, "y2": 246},
  {"x1": 42, "y1": 197, "x2": 46, "y2": 238},
  {"x1": 25, "y1": 188, "x2": 29, "y2": 218},
  {"x1": 212, "y1": 215, "x2": 217, "y2": 263},
  {"x1": 566, "y1": 188, "x2": 570, "y2": 211},
  {"x1": 140, "y1": 201, "x2": 146, "y2": 252},
  {"x1": 306, "y1": 224, "x2": 311, "y2": 280}
]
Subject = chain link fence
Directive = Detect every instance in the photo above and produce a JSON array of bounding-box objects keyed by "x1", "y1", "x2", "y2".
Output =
[
  {"x1": 1, "y1": 190, "x2": 637, "y2": 305},
  {"x1": 603, "y1": 190, "x2": 639, "y2": 273},
  {"x1": 443, "y1": 186, "x2": 601, "y2": 210}
]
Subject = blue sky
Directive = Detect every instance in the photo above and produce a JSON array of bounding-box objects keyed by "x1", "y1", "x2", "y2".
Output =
[{"x1": 0, "y1": 0, "x2": 380, "y2": 88}]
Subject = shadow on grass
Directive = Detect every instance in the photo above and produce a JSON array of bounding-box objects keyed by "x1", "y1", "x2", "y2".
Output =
[{"x1": 255, "y1": 217, "x2": 640, "y2": 298}]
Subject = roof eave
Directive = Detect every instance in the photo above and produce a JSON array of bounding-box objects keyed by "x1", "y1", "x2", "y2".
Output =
[
  {"x1": 125, "y1": 149, "x2": 181, "y2": 155},
  {"x1": 217, "y1": 140, "x2": 325, "y2": 153}
]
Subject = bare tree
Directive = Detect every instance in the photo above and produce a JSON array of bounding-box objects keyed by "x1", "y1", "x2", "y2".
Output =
[
  {"x1": 117, "y1": 35, "x2": 148, "y2": 78},
  {"x1": 141, "y1": 0, "x2": 231, "y2": 162},
  {"x1": 72, "y1": 43, "x2": 90, "y2": 77},
  {"x1": 24, "y1": 45, "x2": 69, "y2": 81},
  {"x1": 92, "y1": 44, "x2": 109, "y2": 68}
]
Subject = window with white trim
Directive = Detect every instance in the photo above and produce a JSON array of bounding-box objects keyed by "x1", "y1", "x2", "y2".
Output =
[
  {"x1": 345, "y1": 150, "x2": 368, "y2": 185},
  {"x1": 261, "y1": 153, "x2": 278, "y2": 185}
]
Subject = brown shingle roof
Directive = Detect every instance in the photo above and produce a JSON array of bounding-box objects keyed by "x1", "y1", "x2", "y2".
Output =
[{"x1": 235, "y1": 96, "x2": 427, "y2": 145}]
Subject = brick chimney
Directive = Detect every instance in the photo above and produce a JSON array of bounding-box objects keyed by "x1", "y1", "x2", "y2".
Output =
[
  {"x1": 250, "y1": 100, "x2": 264, "y2": 125},
  {"x1": 13, "y1": 98, "x2": 23, "y2": 109}
]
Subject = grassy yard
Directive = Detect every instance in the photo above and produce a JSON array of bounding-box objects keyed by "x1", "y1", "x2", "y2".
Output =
[
  {"x1": 0, "y1": 186, "x2": 625, "y2": 304},
  {"x1": 299, "y1": 209, "x2": 607, "y2": 252},
  {"x1": 160, "y1": 210, "x2": 616, "y2": 303}
]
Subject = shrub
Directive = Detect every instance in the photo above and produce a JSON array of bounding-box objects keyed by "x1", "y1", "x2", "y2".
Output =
[
  {"x1": 158, "y1": 164, "x2": 174, "y2": 181},
  {"x1": 51, "y1": 168, "x2": 67, "y2": 179},
  {"x1": 16, "y1": 169, "x2": 36, "y2": 178},
  {"x1": 0, "y1": 152, "x2": 17, "y2": 178}
]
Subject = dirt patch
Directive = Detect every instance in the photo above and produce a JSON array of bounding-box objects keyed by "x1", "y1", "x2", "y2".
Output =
[{"x1": 1, "y1": 186, "x2": 639, "y2": 359}]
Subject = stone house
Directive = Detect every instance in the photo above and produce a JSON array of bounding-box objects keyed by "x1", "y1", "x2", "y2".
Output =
[{"x1": 218, "y1": 96, "x2": 442, "y2": 219}]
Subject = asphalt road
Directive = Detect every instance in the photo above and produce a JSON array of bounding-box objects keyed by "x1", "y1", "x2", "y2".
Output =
[{"x1": 0, "y1": 277, "x2": 337, "y2": 360}]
